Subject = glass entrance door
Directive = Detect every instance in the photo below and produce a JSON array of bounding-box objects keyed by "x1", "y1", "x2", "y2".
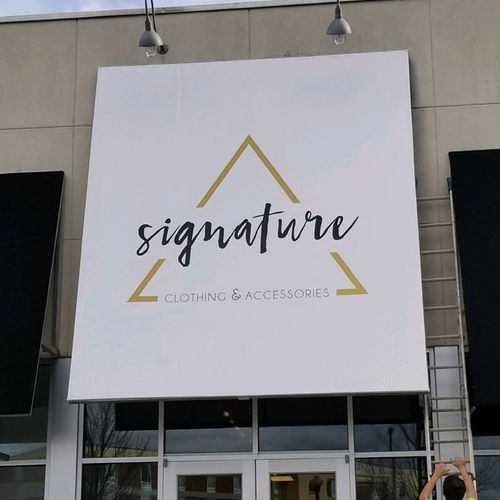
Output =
[
  {"x1": 164, "y1": 460, "x2": 255, "y2": 500},
  {"x1": 256, "y1": 459, "x2": 350, "y2": 500},
  {"x1": 164, "y1": 458, "x2": 349, "y2": 500}
]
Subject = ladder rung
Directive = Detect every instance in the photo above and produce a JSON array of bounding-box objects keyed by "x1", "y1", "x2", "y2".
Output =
[
  {"x1": 432, "y1": 459, "x2": 470, "y2": 464},
  {"x1": 426, "y1": 334, "x2": 460, "y2": 340},
  {"x1": 422, "y1": 276, "x2": 456, "y2": 283},
  {"x1": 424, "y1": 305, "x2": 458, "y2": 311},
  {"x1": 432, "y1": 439, "x2": 468, "y2": 444},
  {"x1": 428, "y1": 364, "x2": 462, "y2": 370},
  {"x1": 421, "y1": 248, "x2": 454, "y2": 256},
  {"x1": 430, "y1": 407, "x2": 462, "y2": 413},
  {"x1": 417, "y1": 195, "x2": 449, "y2": 202},
  {"x1": 419, "y1": 221, "x2": 452, "y2": 228},
  {"x1": 430, "y1": 427, "x2": 467, "y2": 432},
  {"x1": 431, "y1": 396, "x2": 462, "y2": 401}
]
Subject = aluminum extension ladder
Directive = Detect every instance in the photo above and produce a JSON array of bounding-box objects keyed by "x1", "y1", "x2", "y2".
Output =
[{"x1": 417, "y1": 182, "x2": 476, "y2": 483}]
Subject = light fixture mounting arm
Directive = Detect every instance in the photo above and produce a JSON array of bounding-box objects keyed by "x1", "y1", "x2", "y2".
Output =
[{"x1": 139, "y1": 0, "x2": 168, "y2": 56}]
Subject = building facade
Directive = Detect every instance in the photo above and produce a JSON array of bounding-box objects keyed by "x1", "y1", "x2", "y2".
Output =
[{"x1": 1, "y1": 0, "x2": 499, "y2": 499}]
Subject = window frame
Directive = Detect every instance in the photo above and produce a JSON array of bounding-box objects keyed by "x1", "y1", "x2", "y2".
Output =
[
  {"x1": 77, "y1": 395, "x2": 430, "y2": 500},
  {"x1": 0, "y1": 362, "x2": 51, "y2": 498}
]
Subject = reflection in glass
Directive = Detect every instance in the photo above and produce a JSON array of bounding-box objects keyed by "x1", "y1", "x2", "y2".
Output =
[
  {"x1": 165, "y1": 400, "x2": 252, "y2": 453},
  {"x1": 353, "y1": 396, "x2": 424, "y2": 452},
  {"x1": 472, "y1": 407, "x2": 500, "y2": 449},
  {"x1": 473, "y1": 435, "x2": 500, "y2": 449},
  {"x1": 0, "y1": 465, "x2": 45, "y2": 500},
  {"x1": 270, "y1": 472, "x2": 335, "y2": 500},
  {"x1": 82, "y1": 463, "x2": 157, "y2": 500},
  {"x1": 178, "y1": 474, "x2": 241, "y2": 500},
  {"x1": 84, "y1": 402, "x2": 158, "y2": 458},
  {"x1": 0, "y1": 365, "x2": 49, "y2": 460},
  {"x1": 475, "y1": 456, "x2": 500, "y2": 500},
  {"x1": 355, "y1": 458, "x2": 426, "y2": 500},
  {"x1": 259, "y1": 397, "x2": 348, "y2": 451}
]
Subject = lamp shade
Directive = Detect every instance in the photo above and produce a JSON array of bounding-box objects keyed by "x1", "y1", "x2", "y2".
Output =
[
  {"x1": 327, "y1": 17, "x2": 351, "y2": 36},
  {"x1": 139, "y1": 27, "x2": 163, "y2": 48}
]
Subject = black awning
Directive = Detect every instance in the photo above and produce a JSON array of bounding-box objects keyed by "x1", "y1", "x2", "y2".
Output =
[
  {"x1": 0, "y1": 171, "x2": 63, "y2": 415},
  {"x1": 450, "y1": 149, "x2": 500, "y2": 409}
]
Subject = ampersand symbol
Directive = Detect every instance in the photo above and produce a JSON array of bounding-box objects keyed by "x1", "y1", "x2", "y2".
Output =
[{"x1": 232, "y1": 288, "x2": 241, "y2": 301}]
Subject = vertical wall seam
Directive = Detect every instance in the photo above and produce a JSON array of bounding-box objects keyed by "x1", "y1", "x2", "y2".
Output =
[
  {"x1": 55, "y1": 19, "x2": 78, "y2": 356},
  {"x1": 61, "y1": 18, "x2": 79, "y2": 356},
  {"x1": 428, "y1": 0, "x2": 437, "y2": 108},
  {"x1": 72, "y1": 19, "x2": 78, "y2": 128},
  {"x1": 427, "y1": 0, "x2": 447, "y2": 321},
  {"x1": 247, "y1": 8, "x2": 251, "y2": 59}
]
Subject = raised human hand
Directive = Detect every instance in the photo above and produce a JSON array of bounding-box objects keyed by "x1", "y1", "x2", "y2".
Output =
[
  {"x1": 451, "y1": 457, "x2": 476, "y2": 498},
  {"x1": 433, "y1": 463, "x2": 448, "y2": 478},
  {"x1": 451, "y1": 457, "x2": 467, "y2": 470}
]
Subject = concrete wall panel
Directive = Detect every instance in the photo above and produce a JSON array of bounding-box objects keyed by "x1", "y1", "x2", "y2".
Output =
[
  {"x1": 74, "y1": 15, "x2": 156, "y2": 127},
  {"x1": 156, "y1": 10, "x2": 250, "y2": 63},
  {"x1": 413, "y1": 108, "x2": 439, "y2": 200},
  {"x1": 0, "y1": 21, "x2": 76, "y2": 129},
  {"x1": 0, "y1": 127, "x2": 73, "y2": 239},
  {"x1": 58, "y1": 239, "x2": 81, "y2": 356},
  {"x1": 411, "y1": 108, "x2": 447, "y2": 338},
  {"x1": 436, "y1": 104, "x2": 500, "y2": 180},
  {"x1": 75, "y1": 10, "x2": 249, "y2": 125},
  {"x1": 250, "y1": 1, "x2": 434, "y2": 107},
  {"x1": 431, "y1": 0, "x2": 500, "y2": 106},
  {"x1": 72, "y1": 126, "x2": 92, "y2": 240}
]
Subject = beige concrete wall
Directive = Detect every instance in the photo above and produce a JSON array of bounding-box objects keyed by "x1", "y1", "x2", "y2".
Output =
[{"x1": 1, "y1": 0, "x2": 499, "y2": 355}]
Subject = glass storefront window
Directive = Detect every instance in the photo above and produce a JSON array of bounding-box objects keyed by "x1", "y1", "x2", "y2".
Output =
[
  {"x1": 258, "y1": 397, "x2": 348, "y2": 451},
  {"x1": 165, "y1": 399, "x2": 252, "y2": 453},
  {"x1": 355, "y1": 457, "x2": 427, "y2": 500},
  {"x1": 0, "y1": 365, "x2": 49, "y2": 460},
  {"x1": 178, "y1": 474, "x2": 242, "y2": 500},
  {"x1": 475, "y1": 456, "x2": 500, "y2": 500},
  {"x1": 82, "y1": 463, "x2": 158, "y2": 500},
  {"x1": 473, "y1": 435, "x2": 500, "y2": 449},
  {"x1": 0, "y1": 465, "x2": 45, "y2": 500},
  {"x1": 84, "y1": 402, "x2": 158, "y2": 458},
  {"x1": 353, "y1": 395, "x2": 424, "y2": 452}
]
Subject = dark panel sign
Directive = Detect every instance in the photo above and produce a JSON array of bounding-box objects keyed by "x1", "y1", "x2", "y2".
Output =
[
  {"x1": 0, "y1": 171, "x2": 63, "y2": 415},
  {"x1": 450, "y1": 149, "x2": 500, "y2": 408}
]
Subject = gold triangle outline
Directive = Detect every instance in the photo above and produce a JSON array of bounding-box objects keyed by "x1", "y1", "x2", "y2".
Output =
[
  {"x1": 128, "y1": 259, "x2": 166, "y2": 302},
  {"x1": 330, "y1": 252, "x2": 368, "y2": 295},
  {"x1": 197, "y1": 135, "x2": 300, "y2": 208}
]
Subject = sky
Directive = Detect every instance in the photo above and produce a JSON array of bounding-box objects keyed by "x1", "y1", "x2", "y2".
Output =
[{"x1": 0, "y1": 0, "x2": 264, "y2": 17}]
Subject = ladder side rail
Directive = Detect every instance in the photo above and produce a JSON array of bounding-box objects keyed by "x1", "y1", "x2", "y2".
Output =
[
  {"x1": 424, "y1": 392, "x2": 433, "y2": 478},
  {"x1": 426, "y1": 347, "x2": 441, "y2": 478},
  {"x1": 449, "y1": 188, "x2": 476, "y2": 478},
  {"x1": 417, "y1": 194, "x2": 449, "y2": 476}
]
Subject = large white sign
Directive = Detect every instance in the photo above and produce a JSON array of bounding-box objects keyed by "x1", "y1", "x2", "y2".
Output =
[{"x1": 68, "y1": 51, "x2": 428, "y2": 401}]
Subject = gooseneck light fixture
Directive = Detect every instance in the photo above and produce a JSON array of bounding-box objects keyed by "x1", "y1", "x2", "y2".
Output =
[
  {"x1": 139, "y1": 0, "x2": 168, "y2": 57},
  {"x1": 326, "y1": 0, "x2": 351, "y2": 45}
]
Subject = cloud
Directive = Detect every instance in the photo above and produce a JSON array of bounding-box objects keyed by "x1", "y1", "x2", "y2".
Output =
[
  {"x1": 76, "y1": 0, "x2": 138, "y2": 10},
  {"x1": 0, "y1": 0, "x2": 43, "y2": 16},
  {"x1": 1, "y1": 0, "x2": 260, "y2": 17},
  {"x1": 0, "y1": 0, "x2": 137, "y2": 15}
]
